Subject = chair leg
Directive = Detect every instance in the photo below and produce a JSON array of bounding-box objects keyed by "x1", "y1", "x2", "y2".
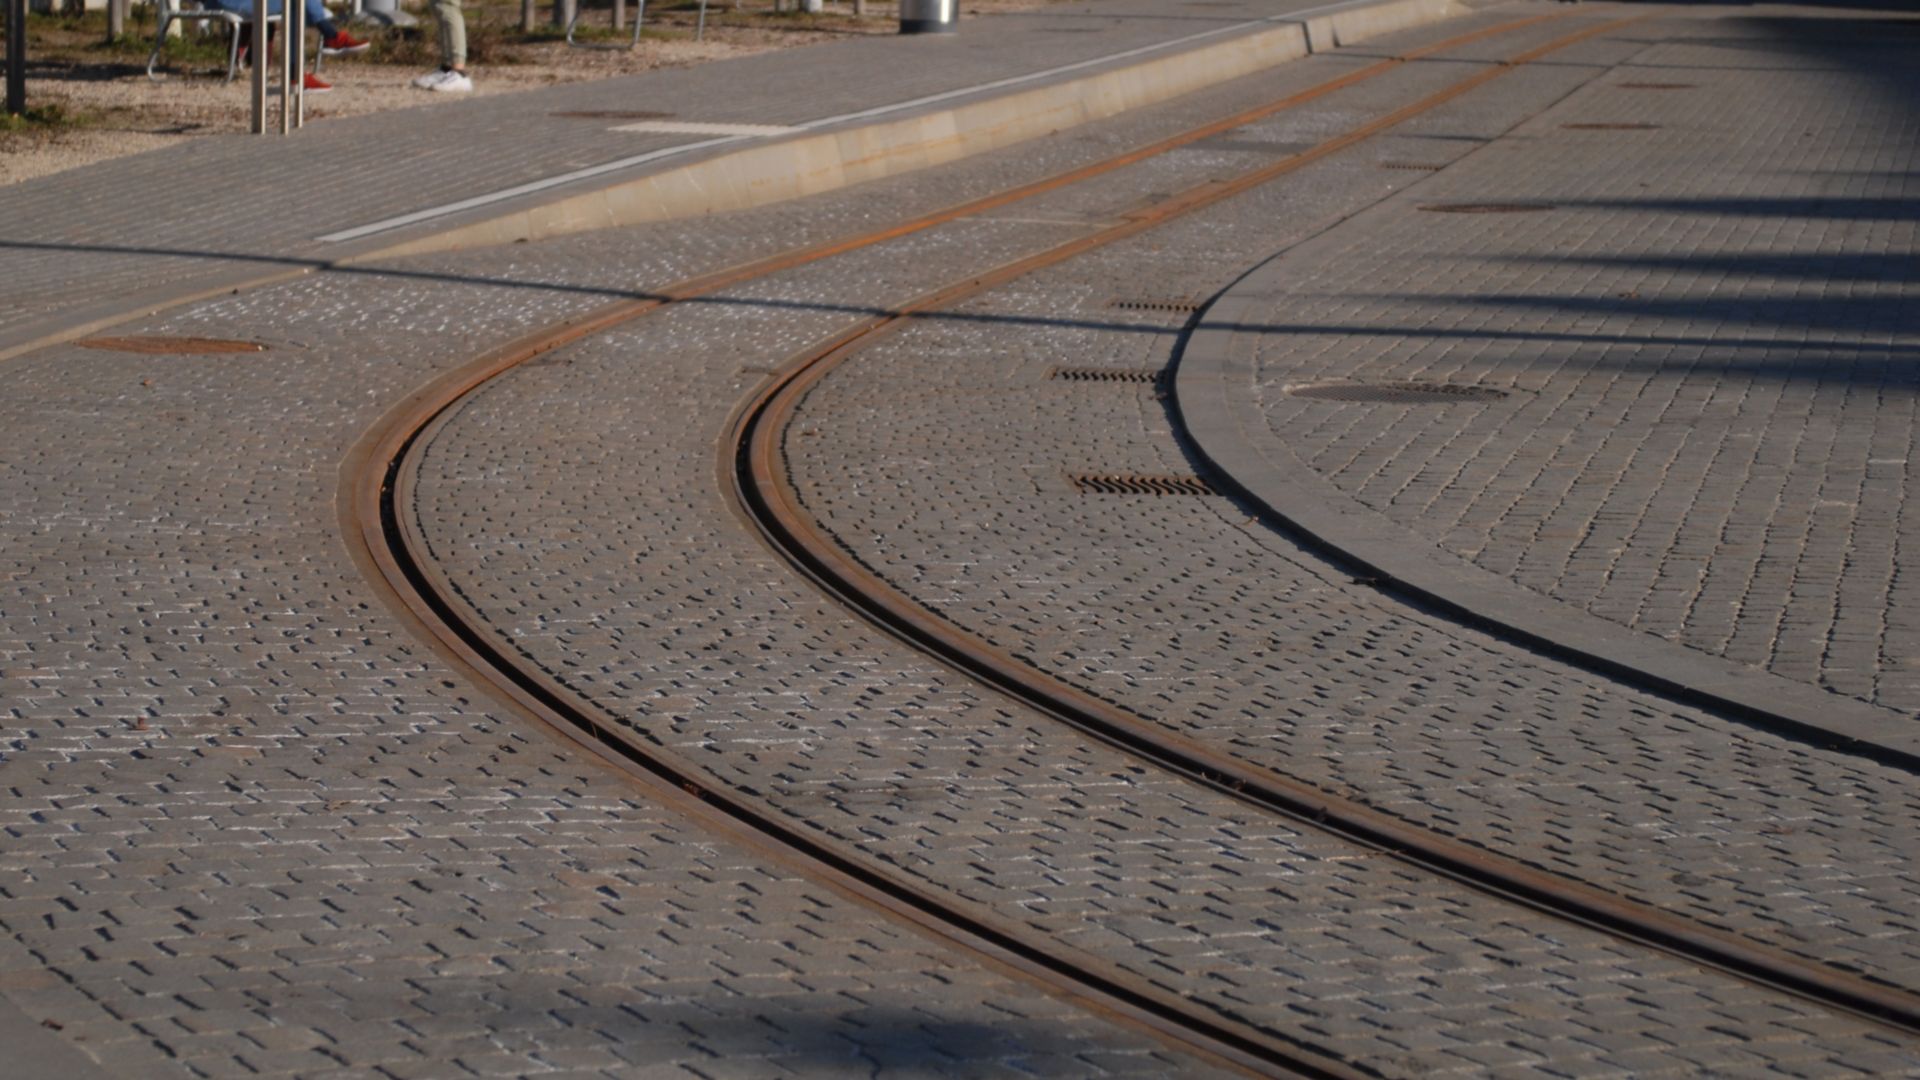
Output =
[
  {"x1": 146, "y1": 12, "x2": 172, "y2": 80},
  {"x1": 226, "y1": 21, "x2": 243, "y2": 81}
]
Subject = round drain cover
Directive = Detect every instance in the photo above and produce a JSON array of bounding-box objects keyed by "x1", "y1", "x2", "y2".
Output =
[
  {"x1": 1288, "y1": 381, "x2": 1508, "y2": 403},
  {"x1": 77, "y1": 336, "x2": 267, "y2": 355}
]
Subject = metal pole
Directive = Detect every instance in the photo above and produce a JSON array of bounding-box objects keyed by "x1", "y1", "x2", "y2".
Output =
[
  {"x1": 278, "y1": 0, "x2": 290, "y2": 133},
  {"x1": 289, "y1": 0, "x2": 303, "y2": 130},
  {"x1": 5, "y1": 0, "x2": 25, "y2": 117},
  {"x1": 552, "y1": 0, "x2": 573, "y2": 29},
  {"x1": 521, "y1": 0, "x2": 534, "y2": 33},
  {"x1": 250, "y1": 0, "x2": 266, "y2": 132},
  {"x1": 106, "y1": 0, "x2": 126, "y2": 42},
  {"x1": 852, "y1": 0, "x2": 865, "y2": 17}
]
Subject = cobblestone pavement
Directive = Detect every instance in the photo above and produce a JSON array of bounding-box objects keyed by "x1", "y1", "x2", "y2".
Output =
[
  {"x1": 9, "y1": 2, "x2": 1920, "y2": 1078},
  {"x1": 401, "y1": 9, "x2": 1920, "y2": 1077},
  {"x1": 1196, "y1": 7, "x2": 1920, "y2": 716},
  {"x1": 0, "y1": 160, "x2": 1245, "y2": 1079},
  {"x1": 774, "y1": 3, "x2": 1920, "y2": 1005},
  {"x1": 0, "y1": 0, "x2": 1341, "y2": 359}
]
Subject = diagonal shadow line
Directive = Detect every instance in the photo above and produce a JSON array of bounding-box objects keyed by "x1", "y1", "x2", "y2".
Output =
[
  {"x1": 1382, "y1": 291, "x2": 1920, "y2": 337},
  {"x1": 0, "y1": 238, "x2": 1197, "y2": 340},
  {"x1": 1216, "y1": 321, "x2": 1920, "y2": 365},
  {"x1": 1488, "y1": 252, "x2": 1920, "y2": 283},
  {"x1": 1543, "y1": 196, "x2": 1918, "y2": 220},
  {"x1": 8, "y1": 242, "x2": 1916, "y2": 363}
]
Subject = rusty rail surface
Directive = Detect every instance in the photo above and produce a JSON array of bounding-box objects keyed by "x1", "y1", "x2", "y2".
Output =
[{"x1": 343, "y1": 9, "x2": 1918, "y2": 1074}]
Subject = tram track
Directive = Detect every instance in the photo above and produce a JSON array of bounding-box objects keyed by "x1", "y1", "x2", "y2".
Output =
[{"x1": 344, "y1": 7, "x2": 1920, "y2": 1074}]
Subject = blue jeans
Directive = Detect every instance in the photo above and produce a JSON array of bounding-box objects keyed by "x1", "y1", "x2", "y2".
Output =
[{"x1": 199, "y1": 0, "x2": 338, "y2": 38}]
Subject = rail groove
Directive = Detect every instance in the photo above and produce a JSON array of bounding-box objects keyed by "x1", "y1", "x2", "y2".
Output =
[
  {"x1": 343, "y1": 8, "x2": 1920, "y2": 1075},
  {"x1": 724, "y1": 11, "x2": 1920, "y2": 1043}
]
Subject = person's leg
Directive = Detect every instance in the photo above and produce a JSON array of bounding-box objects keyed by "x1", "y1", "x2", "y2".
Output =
[
  {"x1": 434, "y1": 0, "x2": 466, "y2": 71},
  {"x1": 304, "y1": 0, "x2": 335, "y2": 39},
  {"x1": 311, "y1": 0, "x2": 370, "y2": 52},
  {"x1": 413, "y1": 0, "x2": 469, "y2": 89}
]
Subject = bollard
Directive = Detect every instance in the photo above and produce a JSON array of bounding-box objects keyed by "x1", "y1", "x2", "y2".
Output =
[
  {"x1": 898, "y1": 0, "x2": 953, "y2": 34},
  {"x1": 6, "y1": 0, "x2": 25, "y2": 116}
]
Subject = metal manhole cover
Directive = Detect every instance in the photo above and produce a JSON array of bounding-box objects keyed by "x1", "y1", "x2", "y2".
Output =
[
  {"x1": 1562, "y1": 122, "x2": 1662, "y2": 131},
  {"x1": 77, "y1": 336, "x2": 267, "y2": 355},
  {"x1": 1418, "y1": 203, "x2": 1555, "y2": 214},
  {"x1": 1070, "y1": 473, "x2": 1217, "y2": 496},
  {"x1": 1109, "y1": 298, "x2": 1202, "y2": 313},
  {"x1": 1288, "y1": 381, "x2": 1509, "y2": 403},
  {"x1": 1050, "y1": 367, "x2": 1165, "y2": 384},
  {"x1": 550, "y1": 109, "x2": 676, "y2": 120},
  {"x1": 1618, "y1": 82, "x2": 1695, "y2": 89}
]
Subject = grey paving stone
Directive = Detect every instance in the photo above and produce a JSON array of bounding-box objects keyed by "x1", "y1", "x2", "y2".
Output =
[
  {"x1": 0, "y1": 172, "x2": 1221, "y2": 1080},
  {"x1": 762, "y1": 0, "x2": 1920, "y2": 1037},
  {"x1": 395, "y1": 10, "x2": 1920, "y2": 1076},
  {"x1": 0, "y1": 0, "x2": 1357, "y2": 359}
]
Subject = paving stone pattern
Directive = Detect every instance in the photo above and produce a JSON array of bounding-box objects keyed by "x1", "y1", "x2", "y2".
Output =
[
  {"x1": 0, "y1": 0, "x2": 1338, "y2": 353},
  {"x1": 0, "y1": 223, "x2": 1219, "y2": 1077},
  {"x1": 776, "y1": 7, "x2": 1920, "y2": 1007},
  {"x1": 404, "y1": 14, "x2": 1918, "y2": 1077},
  {"x1": 1221, "y1": 14, "x2": 1920, "y2": 714}
]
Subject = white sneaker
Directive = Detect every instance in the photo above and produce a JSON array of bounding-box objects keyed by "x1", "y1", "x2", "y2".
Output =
[{"x1": 413, "y1": 68, "x2": 473, "y2": 92}]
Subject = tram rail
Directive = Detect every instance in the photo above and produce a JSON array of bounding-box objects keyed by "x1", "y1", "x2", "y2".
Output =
[{"x1": 341, "y1": 8, "x2": 1920, "y2": 1073}]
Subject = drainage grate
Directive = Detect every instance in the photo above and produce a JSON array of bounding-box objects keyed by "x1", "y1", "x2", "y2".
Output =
[
  {"x1": 1109, "y1": 298, "x2": 1202, "y2": 314},
  {"x1": 1562, "y1": 122, "x2": 1662, "y2": 131},
  {"x1": 77, "y1": 336, "x2": 266, "y2": 355},
  {"x1": 1070, "y1": 473, "x2": 1217, "y2": 496},
  {"x1": 1618, "y1": 82, "x2": 1695, "y2": 90},
  {"x1": 1050, "y1": 367, "x2": 1165, "y2": 384},
  {"x1": 551, "y1": 109, "x2": 675, "y2": 120},
  {"x1": 1418, "y1": 203, "x2": 1554, "y2": 214},
  {"x1": 1289, "y1": 381, "x2": 1509, "y2": 403},
  {"x1": 1379, "y1": 162, "x2": 1445, "y2": 171}
]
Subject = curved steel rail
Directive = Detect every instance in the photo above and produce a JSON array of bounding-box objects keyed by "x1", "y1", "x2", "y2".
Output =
[
  {"x1": 721, "y1": 13, "x2": 1920, "y2": 1042},
  {"x1": 338, "y1": 15, "x2": 1593, "y2": 1076},
  {"x1": 342, "y1": 9, "x2": 1918, "y2": 1076}
]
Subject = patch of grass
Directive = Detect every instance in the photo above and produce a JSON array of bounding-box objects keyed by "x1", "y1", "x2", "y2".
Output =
[{"x1": 0, "y1": 101, "x2": 93, "y2": 134}]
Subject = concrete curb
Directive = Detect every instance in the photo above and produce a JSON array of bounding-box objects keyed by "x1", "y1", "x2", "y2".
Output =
[
  {"x1": 358, "y1": 0, "x2": 1456, "y2": 261},
  {"x1": 1175, "y1": 286, "x2": 1920, "y2": 772},
  {"x1": 0, "y1": 0, "x2": 1463, "y2": 368}
]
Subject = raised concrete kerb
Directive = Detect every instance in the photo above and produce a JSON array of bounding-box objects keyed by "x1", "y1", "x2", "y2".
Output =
[
  {"x1": 349, "y1": 0, "x2": 1458, "y2": 262},
  {"x1": 1175, "y1": 287, "x2": 1920, "y2": 770},
  {"x1": 1301, "y1": 0, "x2": 1452, "y2": 52}
]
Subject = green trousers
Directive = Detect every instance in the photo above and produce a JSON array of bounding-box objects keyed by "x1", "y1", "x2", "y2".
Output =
[{"x1": 430, "y1": 0, "x2": 466, "y2": 67}]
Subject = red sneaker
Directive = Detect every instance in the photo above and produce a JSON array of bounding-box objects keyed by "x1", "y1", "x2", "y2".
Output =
[
  {"x1": 303, "y1": 72, "x2": 332, "y2": 92},
  {"x1": 321, "y1": 30, "x2": 371, "y2": 55}
]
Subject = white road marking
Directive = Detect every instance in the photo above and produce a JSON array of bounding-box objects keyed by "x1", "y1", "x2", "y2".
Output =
[
  {"x1": 611, "y1": 120, "x2": 803, "y2": 136},
  {"x1": 317, "y1": 0, "x2": 1392, "y2": 245}
]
